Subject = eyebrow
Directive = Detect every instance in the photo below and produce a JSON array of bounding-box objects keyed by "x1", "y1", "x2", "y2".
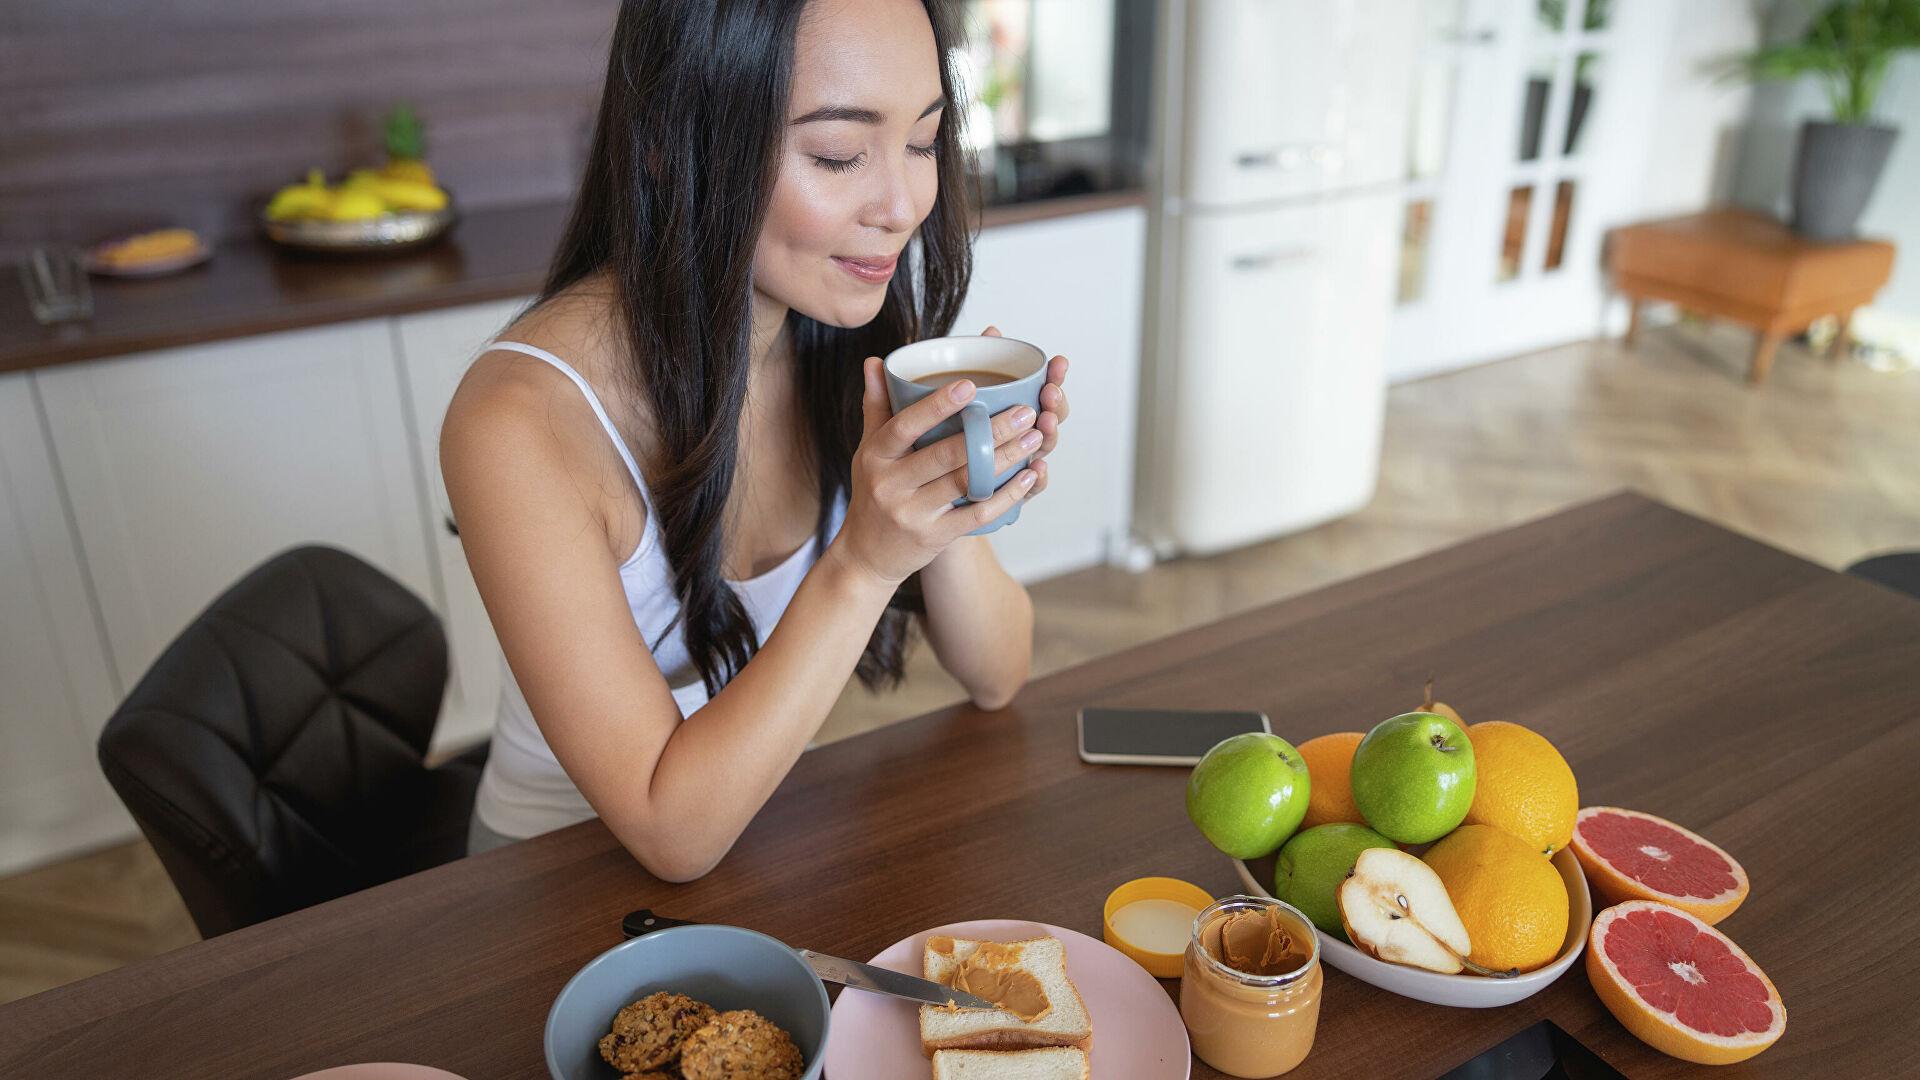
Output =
[{"x1": 790, "y1": 95, "x2": 946, "y2": 126}]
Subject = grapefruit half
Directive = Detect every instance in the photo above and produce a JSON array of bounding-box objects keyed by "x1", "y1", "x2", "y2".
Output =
[
  {"x1": 1587, "y1": 900, "x2": 1784, "y2": 1065},
  {"x1": 1570, "y1": 806, "x2": 1748, "y2": 924}
]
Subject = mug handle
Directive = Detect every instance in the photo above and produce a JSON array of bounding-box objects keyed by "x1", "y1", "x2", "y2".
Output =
[{"x1": 960, "y1": 400, "x2": 995, "y2": 503}]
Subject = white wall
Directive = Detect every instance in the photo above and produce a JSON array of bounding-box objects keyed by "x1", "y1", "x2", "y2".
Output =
[
  {"x1": 1635, "y1": 2, "x2": 1761, "y2": 219},
  {"x1": 1733, "y1": 5, "x2": 1920, "y2": 319}
]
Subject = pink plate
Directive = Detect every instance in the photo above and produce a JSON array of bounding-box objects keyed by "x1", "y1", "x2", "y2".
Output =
[
  {"x1": 283, "y1": 1066, "x2": 467, "y2": 1080},
  {"x1": 823, "y1": 919, "x2": 1189, "y2": 1080}
]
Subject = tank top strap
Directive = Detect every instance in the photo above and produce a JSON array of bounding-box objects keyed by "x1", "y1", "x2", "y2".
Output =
[{"x1": 486, "y1": 341, "x2": 651, "y2": 498}]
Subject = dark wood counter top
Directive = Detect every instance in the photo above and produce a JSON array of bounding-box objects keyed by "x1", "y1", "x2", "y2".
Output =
[
  {"x1": 2, "y1": 190, "x2": 1146, "y2": 374},
  {"x1": 5, "y1": 493, "x2": 1914, "y2": 1077}
]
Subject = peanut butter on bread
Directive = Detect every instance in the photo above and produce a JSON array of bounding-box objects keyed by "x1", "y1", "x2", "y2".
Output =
[{"x1": 943, "y1": 945, "x2": 1051, "y2": 1022}]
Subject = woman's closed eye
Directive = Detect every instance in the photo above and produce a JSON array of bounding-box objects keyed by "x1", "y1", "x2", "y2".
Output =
[{"x1": 812, "y1": 143, "x2": 939, "y2": 173}]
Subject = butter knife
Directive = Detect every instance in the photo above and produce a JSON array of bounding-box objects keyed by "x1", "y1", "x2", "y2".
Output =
[{"x1": 621, "y1": 908, "x2": 997, "y2": 1010}]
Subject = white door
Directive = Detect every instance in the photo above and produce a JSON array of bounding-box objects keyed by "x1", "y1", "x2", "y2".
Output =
[
  {"x1": 394, "y1": 298, "x2": 529, "y2": 753},
  {"x1": 1388, "y1": 0, "x2": 1669, "y2": 380},
  {"x1": 37, "y1": 321, "x2": 440, "y2": 695},
  {"x1": 0, "y1": 375, "x2": 130, "y2": 873},
  {"x1": 956, "y1": 205, "x2": 1146, "y2": 582}
]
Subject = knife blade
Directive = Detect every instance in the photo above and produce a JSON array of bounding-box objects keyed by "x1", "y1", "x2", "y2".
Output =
[
  {"x1": 799, "y1": 949, "x2": 997, "y2": 1011},
  {"x1": 621, "y1": 908, "x2": 996, "y2": 1010}
]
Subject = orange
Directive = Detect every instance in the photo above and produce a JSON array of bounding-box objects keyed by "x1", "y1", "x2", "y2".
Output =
[
  {"x1": 1422, "y1": 824, "x2": 1568, "y2": 973},
  {"x1": 1587, "y1": 900, "x2": 1784, "y2": 1065},
  {"x1": 1296, "y1": 732, "x2": 1365, "y2": 829},
  {"x1": 1570, "y1": 806, "x2": 1749, "y2": 924},
  {"x1": 1461, "y1": 721, "x2": 1578, "y2": 856}
]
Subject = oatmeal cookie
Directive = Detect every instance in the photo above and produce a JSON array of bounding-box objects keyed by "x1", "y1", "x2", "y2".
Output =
[
  {"x1": 599, "y1": 991, "x2": 717, "y2": 1072},
  {"x1": 677, "y1": 1009, "x2": 805, "y2": 1080}
]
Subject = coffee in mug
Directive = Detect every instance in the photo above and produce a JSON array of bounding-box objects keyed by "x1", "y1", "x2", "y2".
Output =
[{"x1": 911, "y1": 368, "x2": 1018, "y2": 389}]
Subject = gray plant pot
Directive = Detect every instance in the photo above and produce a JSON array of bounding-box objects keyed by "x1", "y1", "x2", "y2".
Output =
[{"x1": 1791, "y1": 120, "x2": 1898, "y2": 241}]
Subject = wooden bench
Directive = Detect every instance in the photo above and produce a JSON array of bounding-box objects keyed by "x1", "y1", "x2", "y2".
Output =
[{"x1": 1608, "y1": 208, "x2": 1894, "y2": 385}]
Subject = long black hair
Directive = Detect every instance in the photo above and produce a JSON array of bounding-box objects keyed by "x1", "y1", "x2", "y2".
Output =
[{"x1": 543, "y1": 0, "x2": 978, "y2": 696}]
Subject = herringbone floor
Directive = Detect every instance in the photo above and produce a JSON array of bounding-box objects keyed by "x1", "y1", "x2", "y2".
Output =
[{"x1": 5, "y1": 322, "x2": 1916, "y2": 1004}]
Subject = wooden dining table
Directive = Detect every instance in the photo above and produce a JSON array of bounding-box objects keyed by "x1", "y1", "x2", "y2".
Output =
[{"x1": 4, "y1": 491, "x2": 1917, "y2": 1079}]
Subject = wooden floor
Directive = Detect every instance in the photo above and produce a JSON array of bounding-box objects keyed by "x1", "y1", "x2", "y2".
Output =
[{"x1": 5, "y1": 322, "x2": 1917, "y2": 1004}]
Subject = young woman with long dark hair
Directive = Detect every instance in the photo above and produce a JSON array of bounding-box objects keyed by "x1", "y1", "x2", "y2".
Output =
[{"x1": 441, "y1": 0, "x2": 1070, "y2": 878}]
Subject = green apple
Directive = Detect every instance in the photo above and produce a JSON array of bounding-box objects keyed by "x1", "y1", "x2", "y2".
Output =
[
  {"x1": 1272, "y1": 822, "x2": 1399, "y2": 941},
  {"x1": 1350, "y1": 711, "x2": 1477, "y2": 844},
  {"x1": 1186, "y1": 733, "x2": 1311, "y2": 859}
]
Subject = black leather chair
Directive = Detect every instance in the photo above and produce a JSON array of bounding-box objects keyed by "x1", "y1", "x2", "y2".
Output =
[
  {"x1": 1846, "y1": 552, "x2": 1920, "y2": 601},
  {"x1": 98, "y1": 546, "x2": 487, "y2": 938}
]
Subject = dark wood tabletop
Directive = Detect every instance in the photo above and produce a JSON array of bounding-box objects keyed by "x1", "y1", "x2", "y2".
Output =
[
  {"x1": 4, "y1": 491, "x2": 1916, "y2": 1078},
  {"x1": 0, "y1": 190, "x2": 1147, "y2": 374}
]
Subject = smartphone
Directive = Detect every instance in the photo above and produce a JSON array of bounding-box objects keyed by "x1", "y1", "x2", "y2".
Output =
[{"x1": 1076, "y1": 706, "x2": 1273, "y2": 766}]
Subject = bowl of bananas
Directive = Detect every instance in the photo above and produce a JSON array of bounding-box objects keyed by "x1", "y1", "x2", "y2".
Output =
[{"x1": 260, "y1": 105, "x2": 456, "y2": 254}]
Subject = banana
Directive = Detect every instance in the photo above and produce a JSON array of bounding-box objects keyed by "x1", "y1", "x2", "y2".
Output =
[{"x1": 265, "y1": 169, "x2": 334, "y2": 221}]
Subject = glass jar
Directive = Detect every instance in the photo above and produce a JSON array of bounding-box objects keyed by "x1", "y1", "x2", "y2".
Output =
[{"x1": 1179, "y1": 895, "x2": 1323, "y2": 1078}]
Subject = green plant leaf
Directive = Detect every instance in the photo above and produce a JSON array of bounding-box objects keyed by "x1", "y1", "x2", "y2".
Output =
[{"x1": 1724, "y1": 0, "x2": 1920, "y2": 121}]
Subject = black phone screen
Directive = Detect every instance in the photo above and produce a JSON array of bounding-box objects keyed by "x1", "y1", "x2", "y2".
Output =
[{"x1": 1078, "y1": 707, "x2": 1271, "y2": 762}]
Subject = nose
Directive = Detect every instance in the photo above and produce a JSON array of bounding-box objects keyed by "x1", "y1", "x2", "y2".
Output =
[{"x1": 860, "y1": 150, "x2": 921, "y2": 235}]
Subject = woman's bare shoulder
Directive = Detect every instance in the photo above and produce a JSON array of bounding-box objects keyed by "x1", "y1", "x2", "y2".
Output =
[
  {"x1": 441, "y1": 276, "x2": 652, "y2": 510},
  {"x1": 446, "y1": 278, "x2": 644, "y2": 456}
]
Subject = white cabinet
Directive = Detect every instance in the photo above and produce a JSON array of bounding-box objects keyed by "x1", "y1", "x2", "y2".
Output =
[
  {"x1": 36, "y1": 320, "x2": 439, "y2": 695},
  {"x1": 1183, "y1": 0, "x2": 1418, "y2": 208},
  {"x1": 956, "y1": 206, "x2": 1147, "y2": 584},
  {"x1": 394, "y1": 298, "x2": 529, "y2": 752},
  {"x1": 0, "y1": 375, "x2": 130, "y2": 874},
  {"x1": 1164, "y1": 191, "x2": 1397, "y2": 553}
]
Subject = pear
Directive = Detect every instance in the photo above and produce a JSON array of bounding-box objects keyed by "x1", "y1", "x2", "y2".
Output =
[
  {"x1": 1338, "y1": 848, "x2": 1477, "y2": 975},
  {"x1": 1421, "y1": 676, "x2": 1464, "y2": 726}
]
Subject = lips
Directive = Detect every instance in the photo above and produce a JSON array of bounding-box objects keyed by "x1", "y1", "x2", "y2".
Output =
[{"x1": 832, "y1": 253, "x2": 898, "y2": 283}]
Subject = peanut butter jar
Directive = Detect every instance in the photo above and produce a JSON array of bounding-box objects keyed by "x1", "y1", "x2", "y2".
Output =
[{"x1": 1179, "y1": 895, "x2": 1323, "y2": 1078}]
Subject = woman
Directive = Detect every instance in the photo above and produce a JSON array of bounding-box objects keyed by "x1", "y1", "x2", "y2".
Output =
[{"x1": 441, "y1": 0, "x2": 1070, "y2": 879}]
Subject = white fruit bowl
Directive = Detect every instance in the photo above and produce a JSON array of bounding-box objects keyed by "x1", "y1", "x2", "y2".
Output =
[{"x1": 1232, "y1": 847, "x2": 1591, "y2": 1008}]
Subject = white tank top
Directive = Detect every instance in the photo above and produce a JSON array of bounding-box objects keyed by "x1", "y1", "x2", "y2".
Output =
[{"x1": 470, "y1": 341, "x2": 846, "y2": 840}]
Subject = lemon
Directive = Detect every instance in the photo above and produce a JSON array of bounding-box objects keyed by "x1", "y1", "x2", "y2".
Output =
[{"x1": 1424, "y1": 824, "x2": 1568, "y2": 973}]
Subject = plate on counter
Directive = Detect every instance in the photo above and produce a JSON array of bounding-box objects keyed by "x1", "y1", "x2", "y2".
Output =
[{"x1": 824, "y1": 918, "x2": 1189, "y2": 1079}]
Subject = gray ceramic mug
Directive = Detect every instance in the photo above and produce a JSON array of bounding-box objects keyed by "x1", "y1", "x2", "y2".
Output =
[{"x1": 884, "y1": 334, "x2": 1047, "y2": 535}]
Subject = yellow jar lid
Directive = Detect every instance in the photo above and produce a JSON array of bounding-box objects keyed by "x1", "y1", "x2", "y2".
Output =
[{"x1": 1102, "y1": 877, "x2": 1215, "y2": 979}]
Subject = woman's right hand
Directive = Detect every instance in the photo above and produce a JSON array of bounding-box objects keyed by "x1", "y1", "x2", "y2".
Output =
[{"x1": 833, "y1": 356, "x2": 1042, "y2": 586}]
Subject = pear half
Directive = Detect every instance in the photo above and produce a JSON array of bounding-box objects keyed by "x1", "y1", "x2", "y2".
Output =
[{"x1": 1338, "y1": 847, "x2": 1476, "y2": 974}]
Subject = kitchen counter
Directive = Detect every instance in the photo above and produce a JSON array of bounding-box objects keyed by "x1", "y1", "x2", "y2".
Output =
[{"x1": 1, "y1": 190, "x2": 1146, "y2": 374}]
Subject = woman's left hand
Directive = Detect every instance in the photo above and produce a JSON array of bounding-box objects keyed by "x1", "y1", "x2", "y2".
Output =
[{"x1": 982, "y1": 325, "x2": 1067, "y2": 497}]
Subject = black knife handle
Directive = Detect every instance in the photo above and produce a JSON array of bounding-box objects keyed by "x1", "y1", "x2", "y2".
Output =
[{"x1": 622, "y1": 908, "x2": 697, "y2": 938}]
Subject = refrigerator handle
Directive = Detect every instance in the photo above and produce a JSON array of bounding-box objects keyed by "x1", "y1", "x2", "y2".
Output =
[
  {"x1": 1231, "y1": 247, "x2": 1316, "y2": 272},
  {"x1": 1233, "y1": 143, "x2": 1334, "y2": 171}
]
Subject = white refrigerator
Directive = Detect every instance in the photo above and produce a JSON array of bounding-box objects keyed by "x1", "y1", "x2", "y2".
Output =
[{"x1": 1135, "y1": 0, "x2": 1420, "y2": 557}]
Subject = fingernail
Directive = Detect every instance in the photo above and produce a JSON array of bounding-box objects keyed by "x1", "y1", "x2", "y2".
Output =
[
  {"x1": 1011, "y1": 406, "x2": 1035, "y2": 428},
  {"x1": 1018, "y1": 430, "x2": 1042, "y2": 450},
  {"x1": 948, "y1": 380, "x2": 973, "y2": 402},
  {"x1": 1019, "y1": 470, "x2": 1037, "y2": 487}
]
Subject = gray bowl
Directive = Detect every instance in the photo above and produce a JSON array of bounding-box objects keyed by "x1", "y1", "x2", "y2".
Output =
[{"x1": 544, "y1": 924, "x2": 829, "y2": 1080}]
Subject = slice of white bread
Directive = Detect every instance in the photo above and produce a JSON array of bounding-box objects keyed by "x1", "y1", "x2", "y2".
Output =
[
  {"x1": 919, "y1": 936, "x2": 1093, "y2": 1055},
  {"x1": 931, "y1": 1047, "x2": 1090, "y2": 1079}
]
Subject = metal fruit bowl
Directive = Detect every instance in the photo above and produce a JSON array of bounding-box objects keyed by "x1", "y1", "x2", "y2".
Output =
[{"x1": 260, "y1": 202, "x2": 457, "y2": 254}]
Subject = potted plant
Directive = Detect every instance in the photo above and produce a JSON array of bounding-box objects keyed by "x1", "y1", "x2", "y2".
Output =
[{"x1": 1733, "y1": 0, "x2": 1920, "y2": 240}]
